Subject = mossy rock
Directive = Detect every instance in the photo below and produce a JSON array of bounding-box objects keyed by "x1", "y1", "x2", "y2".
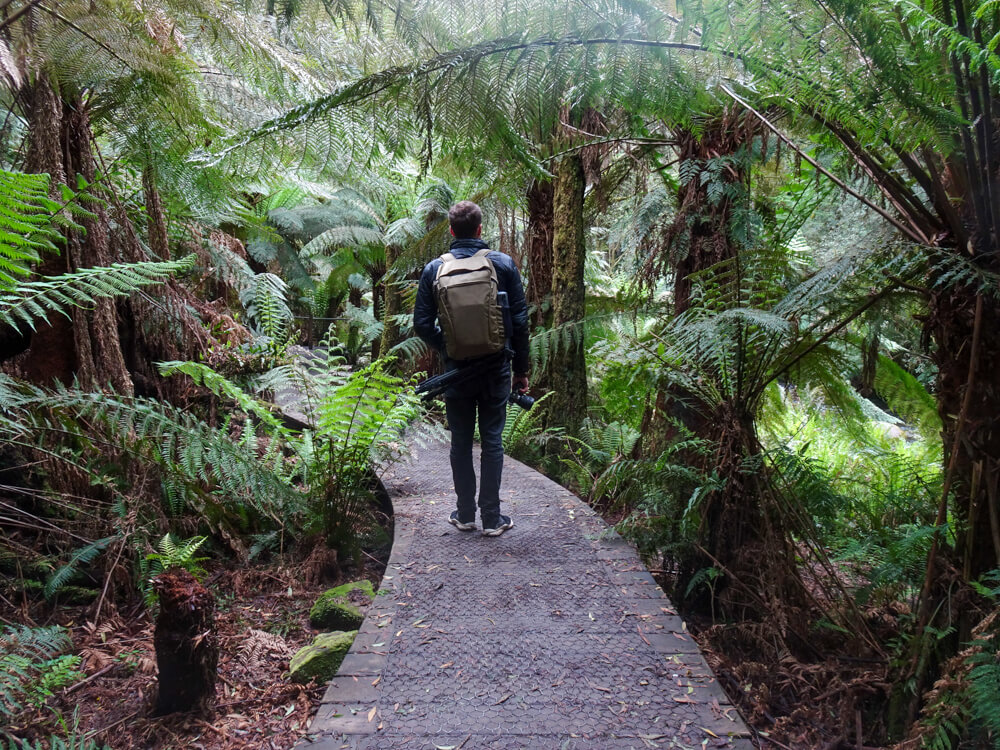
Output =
[
  {"x1": 288, "y1": 630, "x2": 356, "y2": 684},
  {"x1": 309, "y1": 580, "x2": 374, "y2": 630}
]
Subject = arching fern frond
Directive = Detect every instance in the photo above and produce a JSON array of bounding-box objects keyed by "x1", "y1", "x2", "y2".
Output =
[{"x1": 0, "y1": 255, "x2": 195, "y2": 333}]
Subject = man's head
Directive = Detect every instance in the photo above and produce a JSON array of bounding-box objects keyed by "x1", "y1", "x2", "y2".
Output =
[{"x1": 448, "y1": 201, "x2": 482, "y2": 239}]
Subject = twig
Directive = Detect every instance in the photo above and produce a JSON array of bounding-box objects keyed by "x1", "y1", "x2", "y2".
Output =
[
  {"x1": 64, "y1": 664, "x2": 115, "y2": 693},
  {"x1": 93, "y1": 536, "x2": 128, "y2": 625},
  {"x1": 758, "y1": 735, "x2": 796, "y2": 750},
  {"x1": 85, "y1": 710, "x2": 140, "y2": 741}
]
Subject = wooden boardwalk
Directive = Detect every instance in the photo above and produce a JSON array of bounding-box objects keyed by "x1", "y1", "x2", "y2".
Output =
[{"x1": 300, "y1": 440, "x2": 753, "y2": 749}]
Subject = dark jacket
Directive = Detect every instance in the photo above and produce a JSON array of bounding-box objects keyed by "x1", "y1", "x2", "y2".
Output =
[{"x1": 413, "y1": 238, "x2": 530, "y2": 377}]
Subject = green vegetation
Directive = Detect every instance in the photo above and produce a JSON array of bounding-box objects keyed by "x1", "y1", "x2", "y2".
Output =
[{"x1": 0, "y1": 0, "x2": 998, "y2": 747}]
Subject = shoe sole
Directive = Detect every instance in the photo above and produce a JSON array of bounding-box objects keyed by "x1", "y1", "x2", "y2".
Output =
[
  {"x1": 482, "y1": 521, "x2": 513, "y2": 537},
  {"x1": 449, "y1": 518, "x2": 477, "y2": 532}
]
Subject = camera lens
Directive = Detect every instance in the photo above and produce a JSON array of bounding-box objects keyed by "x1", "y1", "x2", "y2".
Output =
[{"x1": 509, "y1": 391, "x2": 534, "y2": 410}]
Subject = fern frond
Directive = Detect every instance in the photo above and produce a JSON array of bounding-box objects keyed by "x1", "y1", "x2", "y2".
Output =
[
  {"x1": 0, "y1": 625, "x2": 72, "y2": 717},
  {"x1": 44, "y1": 536, "x2": 116, "y2": 601},
  {"x1": 0, "y1": 255, "x2": 195, "y2": 333}
]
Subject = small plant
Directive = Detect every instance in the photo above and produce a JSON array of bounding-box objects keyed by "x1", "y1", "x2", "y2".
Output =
[
  {"x1": 0, "y1": 625, "x2": 74, "y2": 718},
  {"x1": 142, "y1": 534, "x2": 209, "y2": 605}
]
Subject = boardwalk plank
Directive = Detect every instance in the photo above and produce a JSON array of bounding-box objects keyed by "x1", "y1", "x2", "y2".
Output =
[{"x1": 300, "y1": 440, "x2": 752, "y2": 749}]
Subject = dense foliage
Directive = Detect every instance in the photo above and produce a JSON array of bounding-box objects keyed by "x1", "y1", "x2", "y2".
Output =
[{"x1": 0, "y1": 0, "x2": 998, "y2": 748}]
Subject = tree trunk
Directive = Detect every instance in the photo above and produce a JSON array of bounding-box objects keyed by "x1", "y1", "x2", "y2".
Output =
[
  {"x1": 18, "y1": 74, "x2": 132, "y2": 394},
  {"x1": 143, "y1": 166, "x2": 170, "y2": 260},
  {"x1": 379, "y1": 245, "x2": 403, "y2": 365},
  {"x1": 525, "y1": 177, "x2": 554, "y2": 331},
  {"x1": 153, "y1": 568, "x2": 218, "y2": 716},
  {"x1": 930, "y1": 285, "x2": 1000, "y2": 587},
  {"x1": 547, "y1": 154, "x2": 588, "y2": 435},
  {"x1": 640, "y1": 114, "x2": 751, "y2": 457}
]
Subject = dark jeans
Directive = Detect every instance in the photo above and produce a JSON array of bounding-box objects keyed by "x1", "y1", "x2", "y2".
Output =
[{"x1": 446, "y1": 372, "x2": 510, "y2": 526}]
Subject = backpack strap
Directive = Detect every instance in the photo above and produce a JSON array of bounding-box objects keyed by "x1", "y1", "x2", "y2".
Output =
[{"x1": 435, "y1": 253, "x2": 456, "y2": 281}]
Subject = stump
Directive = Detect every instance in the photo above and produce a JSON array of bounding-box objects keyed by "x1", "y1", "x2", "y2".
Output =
[{"x1": 152, "y1": 568, "x2": 218, "y2": 715}]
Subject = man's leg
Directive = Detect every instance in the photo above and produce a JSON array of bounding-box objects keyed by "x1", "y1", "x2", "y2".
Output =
[
  {"x1": 445, "y1": 396, "x2": 478, "y2": 524},
  {"x1": 476, "y1": 387, "x2": 509, "y2": 527}
]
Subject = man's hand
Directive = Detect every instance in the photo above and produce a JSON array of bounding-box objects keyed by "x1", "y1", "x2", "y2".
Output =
[{"x1": 512, "y1": 373, "x2": 529, "y2": 393}]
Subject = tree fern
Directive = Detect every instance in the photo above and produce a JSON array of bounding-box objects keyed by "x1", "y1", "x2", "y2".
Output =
[
  {"x1": 0, "y1": 375, "x2": 298, "y2": 525},
  {"x1": 238, "y1": 272, "x2": 294, "y2": 342}
]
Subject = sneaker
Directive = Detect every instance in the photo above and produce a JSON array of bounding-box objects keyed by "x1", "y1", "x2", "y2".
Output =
[
  {"x1": 481, "y1": 515, "x2": 513, "y2": 537},
  {"x1": 449, "y1": 511, "x2": 476, "y2": 531}
]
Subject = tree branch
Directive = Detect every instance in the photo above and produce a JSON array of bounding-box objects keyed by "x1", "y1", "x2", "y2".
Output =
[{"x1": 720, "y1": 84, "x2": 932, "y2": 245}]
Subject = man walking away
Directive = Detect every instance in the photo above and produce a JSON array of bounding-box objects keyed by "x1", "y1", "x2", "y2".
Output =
[{"x1": 413, "y1": 201, "x2": 530, "y2": 536}]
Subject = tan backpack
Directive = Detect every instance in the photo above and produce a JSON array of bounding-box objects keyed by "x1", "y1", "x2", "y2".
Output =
[{"x1": 433, "y1": 248, "x2": 506, "y2": 361}]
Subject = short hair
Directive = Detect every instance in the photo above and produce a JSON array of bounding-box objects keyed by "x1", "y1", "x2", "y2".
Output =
[{"x1": 448, "y1": 201, "x2": 482, "y2": 238}]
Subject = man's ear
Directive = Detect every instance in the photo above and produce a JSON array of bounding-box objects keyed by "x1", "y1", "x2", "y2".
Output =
[
  {"x1": 475, "y1": 225, "x2": 482, "y2": 238},
  {"x1": 449, "y1": 227, "x2": 455, "y2": 237}
]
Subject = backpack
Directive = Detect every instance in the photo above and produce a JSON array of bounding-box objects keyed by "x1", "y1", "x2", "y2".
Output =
[{"x1": 433, "y1": 248, "x2": 506, "y2": 361}]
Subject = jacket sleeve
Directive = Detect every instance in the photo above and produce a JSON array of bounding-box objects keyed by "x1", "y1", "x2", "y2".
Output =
[
  {"x1": 499, "y1": 257, "x2": 531, "y2": 375},
  {"x1": 413, "y1": 262, "x2": 445, "y2": 353}
]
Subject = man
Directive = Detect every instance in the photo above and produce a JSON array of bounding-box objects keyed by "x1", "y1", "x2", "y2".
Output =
[{"x1": 413, "y1": 201, "x2": 530, "y2": 536}]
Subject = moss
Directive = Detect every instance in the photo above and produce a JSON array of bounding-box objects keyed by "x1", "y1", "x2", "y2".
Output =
[
  {"x1": 309, "y1": 580, "x2": 374, "y2": 630},
  {"x1": 310, "y1": 601, "x2": 363, "y2": 630},
  {"x1": 288, "y1": 630, "x2": 356, "y2": 684}
]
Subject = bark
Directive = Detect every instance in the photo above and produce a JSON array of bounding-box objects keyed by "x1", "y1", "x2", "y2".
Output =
[
  {"x1": 641, "y1": 114, "x2": 753, "y2": 457},
  {"x1": 378, "y1": 244, "x2": 403, "y2": 366},
  {"x1": 153, "y1": 568, "x2": 218, "y2": 715},
  {"x1": 929, "y1": 285, "x2": 1000, "y2": 586},
  {"x1": 143, "y1": 166, "x2": 170, "y2": 260},
  {"x1": 525, "y1": 177, "x2": 554, "y2": 331},
  {"x1": 547, "y1": 154, "x2": 588, "y2": 435},
  {"x1": 17, "y1": 74, "x2": 132, "y2": 394}
]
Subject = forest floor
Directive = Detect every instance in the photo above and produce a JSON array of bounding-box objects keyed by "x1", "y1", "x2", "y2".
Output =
[
  {"x1": 5, "y1": 557, "x2": 386, "y2": 750},
  {"x1": 4, "y1": 501, "x2": 895, "y2": 750}
]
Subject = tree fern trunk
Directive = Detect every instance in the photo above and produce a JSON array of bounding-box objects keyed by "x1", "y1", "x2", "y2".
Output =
[
  {"x1": 379, "y1": 245, "x2": 403, "y2": 364},
  {"x1": 153, "y1": 568, "x2": 218, "y2": 715},
  {"x1": 930, "y1": 285, "x2": 1000, "y2": 588},
  {"x1": 641, "y1": 113, "x2": 751, "y2": 457},
  {"x1": 17, "y1": 75, "x2": 132, "y2": 395},
  {"x1": 526, "y1": 177, "x2": 554, "y2": 331},
  {"x1": 143, "y1": 166, "x2": 170, "y2": 260},
  {"x1": 547, "y1": 154, "x2": 587, "y2": 435}
]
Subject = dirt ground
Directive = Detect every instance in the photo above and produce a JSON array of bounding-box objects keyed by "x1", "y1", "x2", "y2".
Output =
[{"x1": 5, "y1": 561, "x2": 383, "y2": 750}]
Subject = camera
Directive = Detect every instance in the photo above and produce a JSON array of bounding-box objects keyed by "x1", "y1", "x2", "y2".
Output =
[{"x1": 509, "y1": 390, "x2": 534, "y2": 410}]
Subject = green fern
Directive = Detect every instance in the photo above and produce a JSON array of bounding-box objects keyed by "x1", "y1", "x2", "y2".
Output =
[
  {"x1": 0, "y1": 625, "x2": 73, "y2": 718},
  {"x1": 0, "y1": 170, "x2": 72, "y2": 289},
  {"x1": 239, "y1": 272, "x2": 294, "y2": 342},
  {"x1": 142, "y1": 534, "x2": 209, "y2": 605},
  {"x1": 44, "y1": 537, "x2": 116, "y2": 602},
  {"x1": 0, "y1": 256, "x2": 196, "y2": 333},
  {"x1": 145, "y1": 534, "x2": 209, "y2": 579}
]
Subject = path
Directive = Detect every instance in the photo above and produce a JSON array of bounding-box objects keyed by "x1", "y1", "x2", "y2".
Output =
[{"x1": 299, "y1": 440, "x2": 753, "y2": 750}]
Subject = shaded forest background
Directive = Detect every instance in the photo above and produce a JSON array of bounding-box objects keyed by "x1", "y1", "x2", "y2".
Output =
[{"x1": 1, "y1": 0, "x2": 1000, "y2": 748}]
